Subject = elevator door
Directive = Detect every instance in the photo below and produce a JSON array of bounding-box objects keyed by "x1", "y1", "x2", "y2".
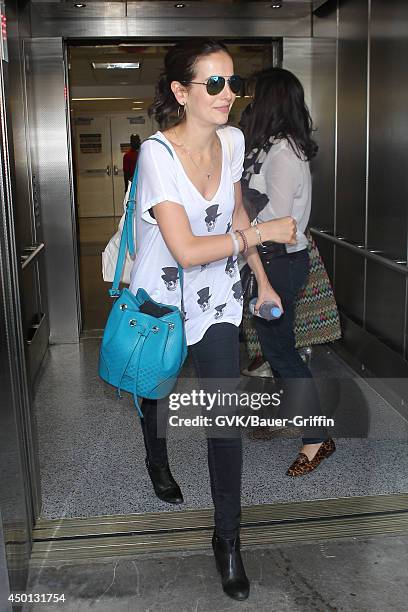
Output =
[
  {"x1": 74, "y1": 112, "x2": 155, "y2": 220},
  {"x1": 74, "y1": 111, "x2": 155, "y2": 330},
  {"x1": 75, "y1": 116, "x2": 114, "y2": 218}
]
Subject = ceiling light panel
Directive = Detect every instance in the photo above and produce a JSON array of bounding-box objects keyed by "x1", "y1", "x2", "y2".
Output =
[{"x1": 92, "y1": 62, "x2": 140, "y2": 70}]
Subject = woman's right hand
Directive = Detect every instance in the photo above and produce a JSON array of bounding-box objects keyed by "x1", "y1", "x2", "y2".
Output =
[{"x1": 261, "y1": 217, "x2": 297, "y2": 245}]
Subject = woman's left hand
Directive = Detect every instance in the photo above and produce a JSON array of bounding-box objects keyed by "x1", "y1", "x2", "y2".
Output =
[{"x1": 254, "y1": 281, "x2": 283, "y2": 315}]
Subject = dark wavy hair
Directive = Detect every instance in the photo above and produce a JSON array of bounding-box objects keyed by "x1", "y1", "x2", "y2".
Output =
[
  {"x1": 243, "y1": 67, "x2": 318, "y2": 160},
  {"x1": 149, "y1": 39, "x2": 230, "y2": 130}
]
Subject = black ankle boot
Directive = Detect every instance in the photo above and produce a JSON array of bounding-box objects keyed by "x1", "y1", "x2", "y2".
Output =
[
  {"x1": 212, "y1": 530, "x2": 250, "y2": 601},
  {"x1": 145, "y1": 458, "x2": 183, "y2": 504}
]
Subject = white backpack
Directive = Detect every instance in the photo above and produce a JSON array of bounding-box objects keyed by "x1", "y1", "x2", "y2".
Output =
[{"x1": 101, "y1": 182, "x2": 134, "y2": 284}]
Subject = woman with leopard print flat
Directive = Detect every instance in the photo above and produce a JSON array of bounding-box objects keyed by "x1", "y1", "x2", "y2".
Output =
[{"x1": 241, "y1": 67, "x2": 336, "y2": 477}]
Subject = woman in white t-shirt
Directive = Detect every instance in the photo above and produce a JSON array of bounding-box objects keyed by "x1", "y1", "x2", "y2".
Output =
[
  {"x1": 130, "y1": 40, "x2": 296, "y2": 601},
  {"x1": 241, "y1": 67, "x2": 336, "y2": 477}
]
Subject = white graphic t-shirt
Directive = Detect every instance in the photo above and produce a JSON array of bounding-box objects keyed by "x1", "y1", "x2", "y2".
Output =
[{"x1": 129, "y1": 125, "x2": 245, "y2": 346}]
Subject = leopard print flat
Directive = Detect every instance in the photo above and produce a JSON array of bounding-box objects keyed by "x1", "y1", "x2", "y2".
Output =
[{"x1": 286, "y1": 438, "x2": 336, "y2": 477}]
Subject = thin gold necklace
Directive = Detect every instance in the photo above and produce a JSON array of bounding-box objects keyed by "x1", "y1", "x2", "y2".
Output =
[{"x1": 171, "y1": 128, "x2": 217, "y2": 180}]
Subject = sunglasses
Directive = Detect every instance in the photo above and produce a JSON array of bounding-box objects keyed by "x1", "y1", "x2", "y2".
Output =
[{"x1": 186, "y1": 75, "x2": 243, "y2": 96}]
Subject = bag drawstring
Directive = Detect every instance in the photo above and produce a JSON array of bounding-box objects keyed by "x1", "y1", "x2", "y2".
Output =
[
  {"x1": 131, "y1": 329, "x2": 151, "y2": 417},
  {"x1": 117, "y1": 327, "x2": 151, "y2": 418},
  {"x1": 117, "y1": 334, "x2": 143, "y2": 399}
]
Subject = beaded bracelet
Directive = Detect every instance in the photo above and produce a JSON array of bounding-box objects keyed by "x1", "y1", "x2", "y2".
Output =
[{"x1": 235, "y1": 229, "x2": 248, "y2": 256}]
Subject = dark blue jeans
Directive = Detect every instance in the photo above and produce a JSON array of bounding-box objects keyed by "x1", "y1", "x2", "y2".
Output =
[
  {"x1": 141, "y1": 323, "x2": 242, "y2": 539},
  {"x1": 253, "y1": 248, "x2": 327, "y2": 443}
]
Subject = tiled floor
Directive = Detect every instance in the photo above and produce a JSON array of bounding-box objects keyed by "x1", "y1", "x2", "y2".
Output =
[
  {"x1": 33, "y1": 341, "x2": 408, "y2": 519},
  {"x1": 23, "y1": 533, "x2": 408, "y2": 611}
]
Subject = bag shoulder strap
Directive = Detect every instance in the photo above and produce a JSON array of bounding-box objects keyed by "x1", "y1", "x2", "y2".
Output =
[
  {"x1": 109, "y1": 165, "x2": 139, "y2": 297},
  {"x1": 147, "y1": 136, "x2": 174, "y2": 158},
  {"x1": 143, "y1": 137, "x2": 184, "y2": 310},
  {"x1": 109, "y1": 137, "x2": 184, "y2": 311}
]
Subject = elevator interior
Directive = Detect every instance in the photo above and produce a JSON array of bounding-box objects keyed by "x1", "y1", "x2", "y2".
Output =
[{"x1": 2, "y1": 0, "x2": 408, "y2": 587}]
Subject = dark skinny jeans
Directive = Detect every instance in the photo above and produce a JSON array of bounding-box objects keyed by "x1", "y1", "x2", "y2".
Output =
[
  {"x1": 253, "y1": 248, "x2": 327, "y2": 443},
  {"x1": 140, "y1": 322, "x2": 242, "y2": 540}
]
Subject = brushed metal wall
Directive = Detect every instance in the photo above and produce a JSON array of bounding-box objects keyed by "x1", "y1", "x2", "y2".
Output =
[
  {"x1": 309, "y1": 12, "x2": 337, "y2": 239},
  {"x1": 0, "y1": 515, "x2": 11, "y2": 610},
  {"x1": 335, "y1": 249, "x2": 365, "y2": 325},
  {"x1": 364, "y1": 0, "x2": 408, "y2": 354},
  {"x1": 310, "y1": 0, "x2": 408, "y2": 366},
  {"x1": 30, "y1": 1, "x2": 313, "y2": 39},
  {"x1": 365, "y1": 261, "x2": 406, "y2": 354},
  {"x1": 25, "y1": 39, "x2": 80, "y2": 344},
  {"x1": 283, "y1": 38, "x2": 313, "y2": 110},
  {"x1": 333, "y1": 0, "x2": 368, "y2": 324},
  {"x1": 336, "y1": 0, "x2": 368, "y2": 246},
  {"x1": 367, "y1": 0, "x2": 408, "y2": 261},
  {"x1": 0, "y1": 0, "x2": 34, "y2": 592},
  {"x1": 7, "y1": 0, "x2": 50, "y2": 389}
]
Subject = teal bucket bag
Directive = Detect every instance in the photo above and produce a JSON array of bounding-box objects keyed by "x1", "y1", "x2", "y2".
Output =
[{"x1": 98, "y1": 138, "x2": 188, "y2": 417}]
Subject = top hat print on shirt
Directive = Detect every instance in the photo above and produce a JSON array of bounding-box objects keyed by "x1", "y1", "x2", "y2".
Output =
[
  {"x1": 197, "y1": 287, "x2": 212, "y2": 312},
  {"x1": 225, "y1": 256, "x2": 237, "y2": 278},
  {"x1": 161, "y1": 266, "x2": 179, "y2": 291},
  {"x1": 232, "y1": 280, "x2": 243, "y2": 305},
  {"x1": 204, "y1": 204, "x2": 222, "y2": 232},
  {"x1": 214, "y1": 303, "x2": 227, "y2": 320}
]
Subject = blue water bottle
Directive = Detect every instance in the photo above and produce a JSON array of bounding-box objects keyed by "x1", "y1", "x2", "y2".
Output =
[{"x1": 249, "y1": 297, "x2": 282, "y2": 321}]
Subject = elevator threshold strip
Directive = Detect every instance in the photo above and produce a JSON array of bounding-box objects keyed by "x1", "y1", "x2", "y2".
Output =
[{"x1": 30, "y1": 494, "x2": 408, "y2": 564}]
